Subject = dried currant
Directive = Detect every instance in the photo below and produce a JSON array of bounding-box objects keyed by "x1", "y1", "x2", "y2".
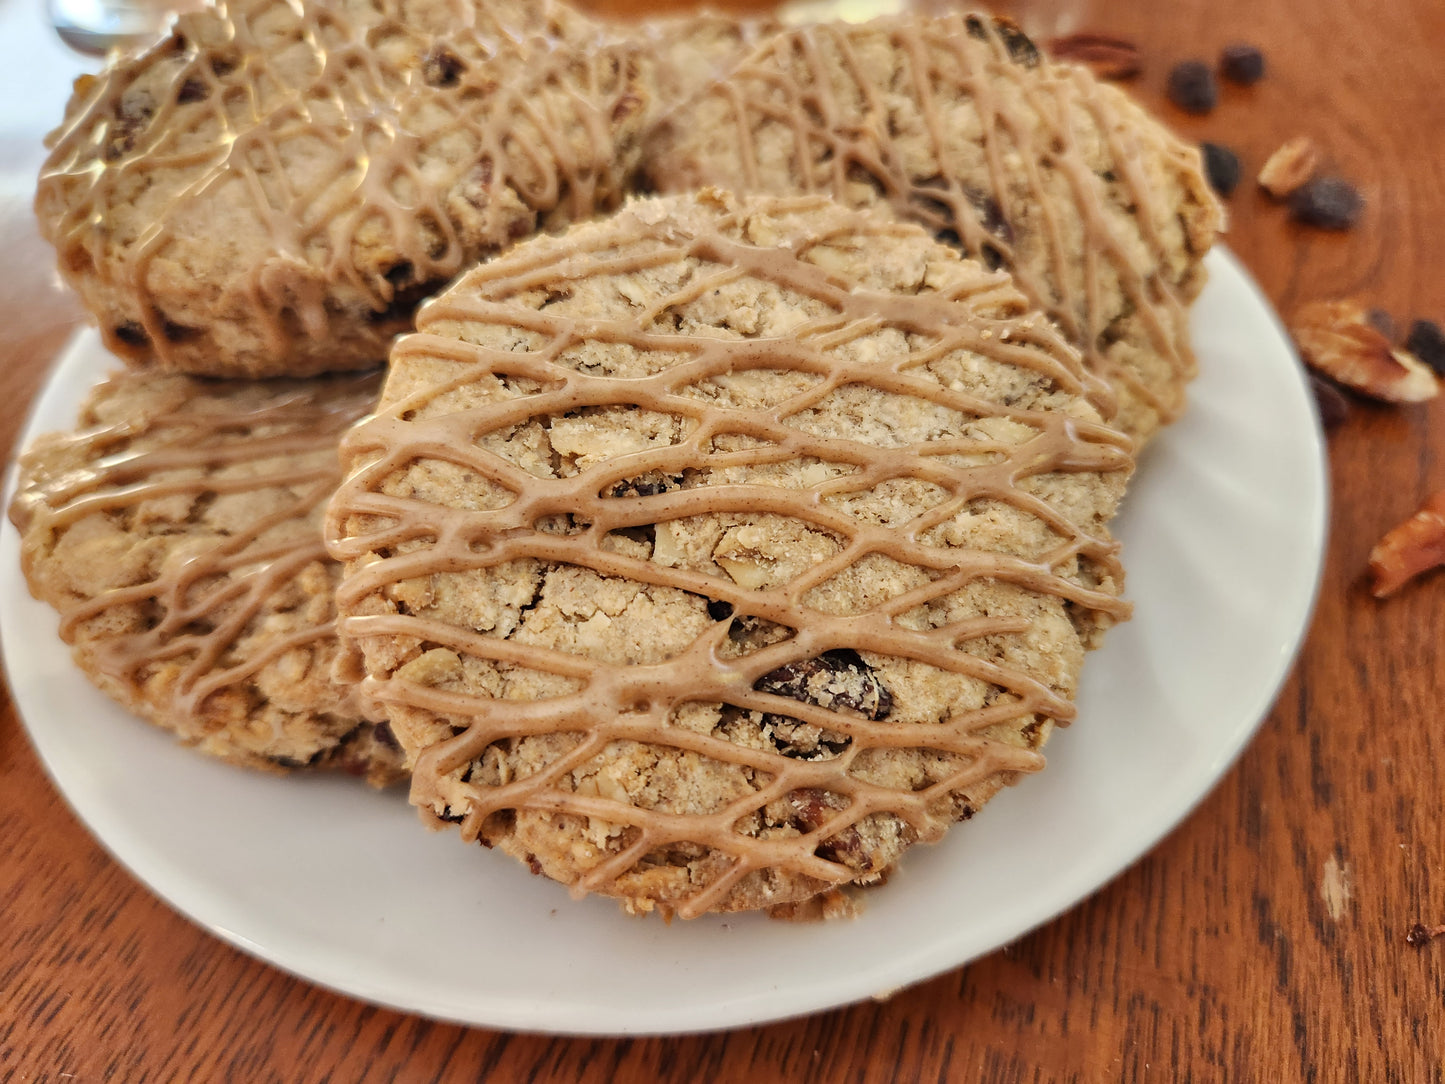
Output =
[
  {"x1": 754, "y1": 648, "x2": 894, "y2": 721},
  {"x1": 1290, "y1": 177, "x2": 1363, "y2": 229},
  {"x1": 1219, "y1": 43, "x2": 1266, "y2": 84},
  {"x1": 1404, "y1": 320, "x2": 1445, "y2": 377},
  {"x1": 421, "y1": 45, "x2": 466, "y2": 88},
  {"x1": 1200, "y1": 142, "x2": 1241, "y2": 197},
  {"x1": 1308, "y1": 374, "x2": 1351, "y2": 430},
  {"x1": 1166, "y1": 60, "x2": 1217, "y2": 114}
]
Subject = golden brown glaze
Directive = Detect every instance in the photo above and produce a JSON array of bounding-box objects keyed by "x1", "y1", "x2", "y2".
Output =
[{"x1": 328, "y1": 192, "x2": 1132, "y2": 916}]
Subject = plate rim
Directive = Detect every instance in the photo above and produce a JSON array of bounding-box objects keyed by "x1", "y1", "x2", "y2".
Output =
[{"x1": 0, "y1": 246, "x2": 1330, "y2": 1035}]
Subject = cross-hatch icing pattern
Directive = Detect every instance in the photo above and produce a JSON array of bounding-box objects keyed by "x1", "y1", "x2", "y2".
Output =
[
  {"x1": 11, "y1": 371, "x2": 382, "y2": 760},
  {"x1": 36, "y1": 0, "x2": 646, "y2": 375},
  {"x1": 647, "y1": 13, "x2": 1218, "y2": 439},
  {"x1": 327, "y1": 196, "x2": 1134, "y2": 917}
]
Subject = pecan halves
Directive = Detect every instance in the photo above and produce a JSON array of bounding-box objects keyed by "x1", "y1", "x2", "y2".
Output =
[
  {"x1": 1258, "y1": 135, "x2": 1320, "y2": 198},
  {"x1": 1369, "y1": 490, "x2": 1445, "y2": 597},
  {"x1": 1292, "y1": 300, "x2": 1440, "y2": 403},
  {"x1": 1048, "y1": 33, "x2": 1142, "y2": 79}
]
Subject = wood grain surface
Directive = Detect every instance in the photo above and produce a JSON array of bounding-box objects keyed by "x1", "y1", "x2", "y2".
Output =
[{"x1": 4, "y1": 0, "x2": 1445, "y2": 1080}]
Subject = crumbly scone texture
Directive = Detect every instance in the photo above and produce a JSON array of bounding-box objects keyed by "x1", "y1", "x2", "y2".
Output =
[
  {"x1": 9, "y1": 368, "x2": 404, "y2": 786},
  {"x1": 36, "y1": 0, "x2": 650, "y2": 379},
  {"x1": 327, "y1": 189, "x2": 1134, "y2": 917},
  {"x1": 643, "y1": 12, "x2": 1223, "y2": 443},
  {"x1": 616, "y1": 9, "x2": 779, "y2": 124}
]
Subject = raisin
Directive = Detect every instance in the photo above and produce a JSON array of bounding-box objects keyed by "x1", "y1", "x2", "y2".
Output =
[
  {"x1": 1219, "y1": 43, "x2": 1266, "y2": 85},
  {"x1": 964, "y1": 14, "x2": 1040, "y2": 67},
  {"x1": 1405, "y1": 320, "x2": 1445, "y2": 377},
  {"x1": 1166, "y1": 60, "x2": 1217, "y2": 114},
  {"x1": 421, "y1": 45, "x2": 465, "y2": 88},
  {"x1": 1308, "y1": 373, "x2": 1350, "y2": 430},
  {"x1": 993, "y1": 20, "x2": 1041, "y2": 67},
  {"x1": 113, "y1": 322, "x2": 149, "y2": 347},
  {"x1": 177, "y1": 78, "x2": 209, "y2": 104},
  {"x1": 1289, "y1": 177, "x2": 1363, "y2": 230},
  {"x1": 161, "y1": 320, "x2": 201, "y2": 343},
  {"x1": 367, "y1": 276, "x2": 449, "y2": 324},
  {"x1": 755, "y1": 649, "x2": 893, "y2": 720},
  {"x1": 1367, "y1": 308, "x2": 1396, "y2": 340},
  {"x1": 1200, "y1": 142, "x2": 1241, "y2": 197},
  {"x1": 706, "y1": 600, "x2": 734, "y2": 621},
  {"x1": 608, "y1": 474, "x2": 683, "y2": 498}
]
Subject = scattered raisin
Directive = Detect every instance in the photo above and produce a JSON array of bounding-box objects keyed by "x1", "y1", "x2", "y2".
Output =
[
  {"x1": 1308, "y1": 373, "x2": 1351, "y2": 430},
  {"x1": 1405, "y1": 320, "x2": 1445, "y2": 377},
  {"x1": 1166, "y1": 60, "x2": 1217, "y2": 114},
  {"x1": 421, "y1": 45, "x2": 466, "y2": 87},
  {"x1": 177, "y1": 78, "x2": 209, "y2": 104},
  {"x1": 1200, "y1": 142, "x2": 1241, "y2": 197},
  {"x1": 964, "y1": 14, "x2": 1040, "y2": 67},
  {"x1": 1289, "y1": 177, "x2": 1364, "y2": 230},
  {"x1": 1219, "y1": 43, "x2": 1266, "y2": 85},
  {"x1": 113, "y1": 322, "x2": 149, "y2": 347}
]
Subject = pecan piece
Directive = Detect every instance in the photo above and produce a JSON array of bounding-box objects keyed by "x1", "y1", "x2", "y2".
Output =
[
  {"x1": 1292, "y1": 300, "x2": 1439, "y2": 403},
  {"x1": 1048, "y1": 32, "x2": 1142, "y2": 79},
  {"x1": 1258, "y1": 136, "x2": 1320, "y2": 198},
  {"x1": 1406, "y1": 922, "x2": 1445, "y2": 947},
  {"x1": 1369, "y1": 490, "x2": 1445, "y2": 597}
]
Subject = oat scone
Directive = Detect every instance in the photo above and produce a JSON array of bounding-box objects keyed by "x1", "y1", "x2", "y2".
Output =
[
  {"x1": 36, "y1": 0, "x2": 649, "y2": 380},
  {"x1": 644, "y1": 13, "x2": 1223, "y2": 443},
  {"x1": 9, "y1": 368, "x2": 403, "y2": 785},
  {"x1": 618, "y1": 9, "x2": 779, "y2": 118},
  {"x1": 326, "y1": 190, "x2": 1134, "y2": 917}
]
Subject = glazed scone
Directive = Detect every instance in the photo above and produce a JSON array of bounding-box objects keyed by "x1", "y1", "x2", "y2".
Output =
[
  {"x1": 644, "y1": 12, "x2": 1223, "y2": 443},
  {"x1": 616, "y1": 9, "x2": 779, "y2": 119},
  {"x1": 9, "y1": 368, "x2": 404, "y2": 785},
  {"x1": 326, "y1": 190, "x2": 1134, "y2": 918},
  {"x1": 36, "y1": 0, "x2": 649, "y2": 379}
]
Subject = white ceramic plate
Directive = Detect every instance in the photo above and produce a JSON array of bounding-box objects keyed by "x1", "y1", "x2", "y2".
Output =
[{"x1": 0, "y1": 248, "x2": 1327, "y2": 1036}]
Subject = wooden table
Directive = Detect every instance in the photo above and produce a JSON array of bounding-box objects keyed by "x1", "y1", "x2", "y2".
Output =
[{"x1": 3, "y1": 0, "x2": 1443, "y2": 1079}]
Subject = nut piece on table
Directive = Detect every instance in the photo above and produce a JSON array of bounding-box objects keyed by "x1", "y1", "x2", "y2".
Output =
[
  {"x1": 1370, "y1": 490, "x2": 1445, "y2": 597},
  {"x1": 1292, "y1": 300, "x2": 1440, "y2": 403},
  {"x1": 1048, "y1": 33, "x2": 1143, "y2": 79},
  {"x1": 1258, "y1": 136, "x2": 1320, "y2": 198}
]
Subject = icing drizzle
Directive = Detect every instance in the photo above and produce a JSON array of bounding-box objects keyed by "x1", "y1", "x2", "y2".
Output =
[
  {"x1": 36, "y1": 0, "x2": 647, "y2": 376},
  {"x1": 327, "y1": 193, "x2": 1134, "y2": 916},
  {"x1": 11, "y1": 369, "x2": 387, "y2": 770},
  {"x1": 645, "y1": 13, "x2": 1221, "y2": 440}
]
